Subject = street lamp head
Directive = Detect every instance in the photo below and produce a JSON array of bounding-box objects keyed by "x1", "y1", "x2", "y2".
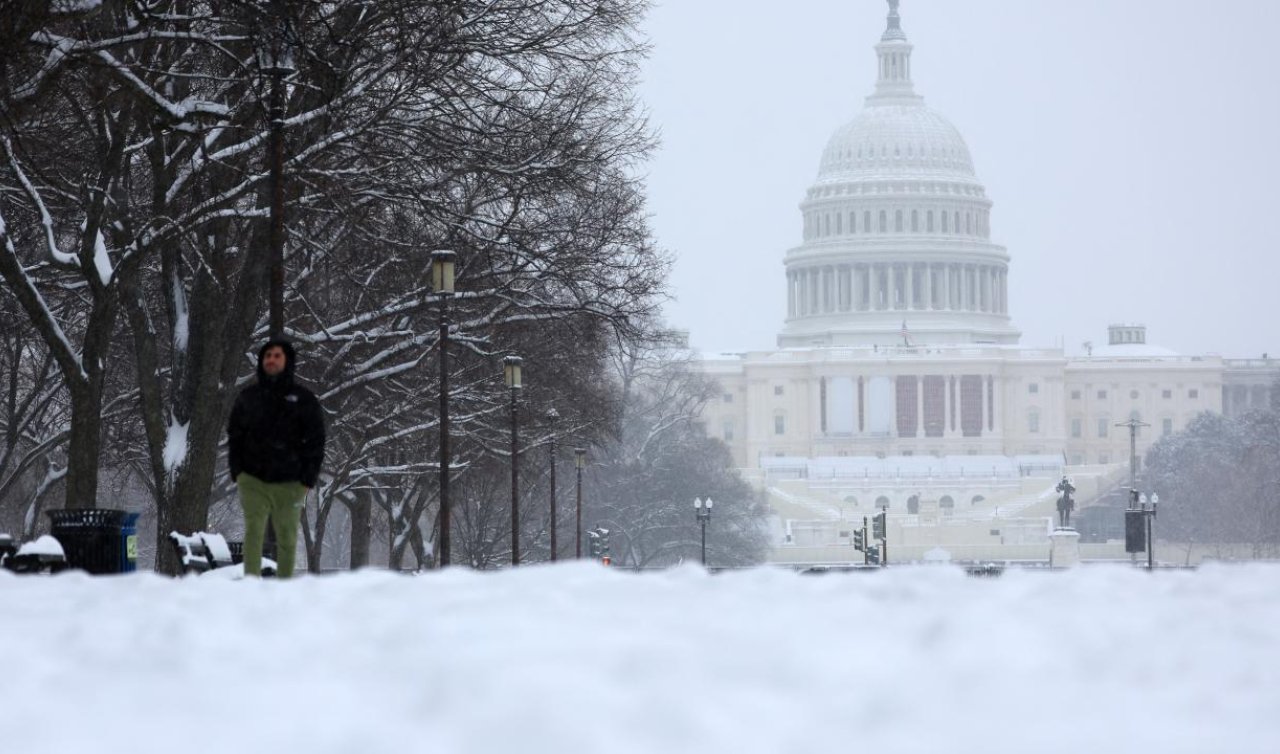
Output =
[
  {"x1": 503, "y1": 355, "x2": 523, "y2": 389},
  {"x1": 431, "y1": 250, "x2": 456, "y2": 295},
  {"x1": 1150, "y1": 493, "x2": 1159, "y2": 505},
  {"x1": 1139, "y1": 493, "x2": 1148, "y2": 505},
  {"x1": 693, "y1": 497, "x2": 703, "y2": 510},
  {"x1": 705, "y1": 498, "x2": 713, "y2": 510},
  {"x1": 574, "y1": 447, "x2": 587, "y2": 468}
]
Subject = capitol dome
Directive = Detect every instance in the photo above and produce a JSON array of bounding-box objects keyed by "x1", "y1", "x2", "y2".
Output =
[
  {"x1": 778, "y1": 0, "x2": 1021, "y2": 348},
  {"x1": 817, "y1": 105, "x2": 976, "y2": 182}
]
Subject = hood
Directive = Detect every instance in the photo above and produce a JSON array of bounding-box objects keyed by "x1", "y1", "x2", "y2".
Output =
[{"x1": 256, "y1": 338, "x2": 297, "y2": 387}]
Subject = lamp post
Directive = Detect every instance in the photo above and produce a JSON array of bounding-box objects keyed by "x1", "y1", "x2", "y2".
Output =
[
  {"x1": 257, "y1": 2, "x2": 294, "y2": 338},
  {"x1": 1140, "y1": 492, "x2": 1158, "y2": 571},
  {"x1": 574, "y1": 447, "x2": 586, "y2": 559},
  {"x1": 504, "y1": 355, "x2": 523, "y2": 566},
  {"x1": 694, "y1": 497, "x2": 713, "y2": 566},
  {"x1": 431, "y1": 250, "x2": 455, "y2": 567},
  {"x1": 545, "y1": 407, "x2": 559, "y2": 562}
]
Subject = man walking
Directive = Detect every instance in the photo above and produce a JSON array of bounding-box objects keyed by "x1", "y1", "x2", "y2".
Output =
[{"x1": 227, "y1": 339, "x2": 325, "y2": 578}]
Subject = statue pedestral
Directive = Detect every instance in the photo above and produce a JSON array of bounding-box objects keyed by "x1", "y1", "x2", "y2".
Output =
[{"x1": 1049, "y1": 527, "x2": 1081, "y2": 568}]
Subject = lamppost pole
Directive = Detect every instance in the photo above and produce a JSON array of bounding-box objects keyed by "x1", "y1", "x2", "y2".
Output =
[
  {"x1": 1117, "y1": 417, "x2": 1149, "y2": 494},
  {"x1": 431, "y1": 251, "x2": 455, "y2": 567},
  {"x1": 1141, "y1": 493, "x2": 1159, "y2": 571},
  {"x1": 263, "y1": 2, "x2": 293, "y2": 339},
  {"x1": 694, "y1": 497, "x2": 712, "y2": 566},
  {"x1": 504, "y1": 356, "x2": 523, "y2": 566},
  {"x1": 545, "y1": 407, "x2": 559, "y2": 562},
  {"x1": 574, "y1": 448, "x2": 586, "y2": 559}
]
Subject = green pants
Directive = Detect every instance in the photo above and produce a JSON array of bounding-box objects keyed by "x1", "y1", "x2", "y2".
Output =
[{"x1": 238, "y1": 473, "x2": 306, "y2": 578}]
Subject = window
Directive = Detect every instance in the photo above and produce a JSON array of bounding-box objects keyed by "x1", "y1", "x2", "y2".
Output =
[
  {"x1": 1097, "y1": 418, "x2": 1109, "y2": 438},
  {"x1": 1130, "y1": 390, "x2": 1140, "y2": 400},
  {"x1": 774, "y1": 414, "x2": 785, "y2": 435},
  {"x1": 1097, "y1": 389, "x2": 1108, "y2": 400},
  {"x1": 1071, "y1": 390, "x2": 1081, "y2": 400},
  {"x1": 836, "y1": 213, "x2": 843, "y2": 234},
  {"x1": 1071, "y1": 418, "x2": 1082, "y2": 438},
  {"x1": 774, "y1": 385, "x2": 784, "y2": 396},
  {"x1": 1189, "y1": 389, "x2": 1199, "y2": 399},
  {"x1": 1098, "y1": 452, "x2": 1109, "y2": 464},
  {"x1": 1028, "y1": 411, "x2": 1040, "y2": 433},
  {"x1": 1029, "y1": 383, "x2": 1039, "y2": 395},
  {"x1": 1162, "y1": 389, "x2": 1172, "y2": 399},
  {"x1": 723, "y1": 393, "x2": 733, "y2": 403},
  {"x1": 1162, "y1": 418, "x2": 1173, "y2": 436},
  {"x1": 723, "y1": 421, "x2": 734, "y2": 442}
]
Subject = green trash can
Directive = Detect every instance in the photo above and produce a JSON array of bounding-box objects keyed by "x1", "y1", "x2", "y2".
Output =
[{"x1": 46, "y1": 509, "x2": 131, "y2": 574}]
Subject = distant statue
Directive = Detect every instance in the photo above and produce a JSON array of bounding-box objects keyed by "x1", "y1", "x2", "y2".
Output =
[{"x1": 1055, "y1": 476, "x2": 1076, "y2": 527}]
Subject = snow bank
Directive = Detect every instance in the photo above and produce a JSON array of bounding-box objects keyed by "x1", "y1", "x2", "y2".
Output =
[{"x1": 1, "y1": 563, "x2": 1277, "y2": 754}]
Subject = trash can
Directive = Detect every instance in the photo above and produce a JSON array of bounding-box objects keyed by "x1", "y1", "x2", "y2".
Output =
[
  {"x1": 120, "y1": 512, "x2": 141, "y2": 572},
  {"x1": 46, "y1": 509, "x2": 131, "y2": 574}
]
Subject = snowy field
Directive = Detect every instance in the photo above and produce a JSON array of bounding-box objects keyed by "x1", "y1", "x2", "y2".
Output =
[{"x1": 4, "y1": 563, "x2": 1279, "y2": 754}]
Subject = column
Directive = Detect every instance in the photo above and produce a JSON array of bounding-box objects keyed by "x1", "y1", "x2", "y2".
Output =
[
  {"x1": 907, "y1": 264, "x2": 917, "y2": 310},
  {"x1": 991, "y1": 374, "x2": 1002, "y2": 436},
  {"x1": 787, "y1": 272, "x2": 795, "y2": 317},
  {"x1": 924, "y1": 263, "x2": 934, "y2": 310},
  {"x1": 916, "y1": 375, "x2": 925, "y2": 438},
  {"x1": 886, "y1": 264, "x2": 897, "y2": 310}
]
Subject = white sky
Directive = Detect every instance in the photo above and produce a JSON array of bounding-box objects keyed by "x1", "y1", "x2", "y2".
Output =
[
  {"x1": 5, "y1": 564, "x2": 1279, "y2": 752},
  {"x1": 639, "y1": 0, "x2": 1280, "y2": 358}
]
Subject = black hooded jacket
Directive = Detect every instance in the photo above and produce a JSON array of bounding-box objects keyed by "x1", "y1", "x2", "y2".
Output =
[{"x1": 227, "y1": 340, "x2": 326, "y2": 487}]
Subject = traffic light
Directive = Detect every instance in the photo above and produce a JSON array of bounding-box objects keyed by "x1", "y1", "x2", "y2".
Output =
[
  {"x1": 872, "y1": 511, "x2": 886, "y2": 541},
  {"x1": 587, "y1": 527, "x2": 611, "y2": 561},
  {"x1": 853, "y1": 529, "x2": 865, "y2": 552},
  {"x1": 866, "y1": 545, "x2": 880, "y2": 565}
]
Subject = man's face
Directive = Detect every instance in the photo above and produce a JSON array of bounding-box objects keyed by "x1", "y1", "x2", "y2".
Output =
[{"x1": 262, "y1": 346, "x2": 287, "y2": 376}]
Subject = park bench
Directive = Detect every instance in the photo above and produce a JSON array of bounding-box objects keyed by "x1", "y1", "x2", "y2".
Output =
[{"x1": 168, "y1": 531, "x2": 276, "y2": 577}]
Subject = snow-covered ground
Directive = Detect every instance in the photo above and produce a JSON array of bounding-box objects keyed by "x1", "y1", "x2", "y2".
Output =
[{"x1": 4, "y1": 563, "x2": 1278, "y2": 754}]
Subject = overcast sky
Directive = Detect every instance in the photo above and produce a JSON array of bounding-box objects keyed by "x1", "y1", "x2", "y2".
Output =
[{"x1": 637, "y1": 0, "x2": 1280, "y2": 359}]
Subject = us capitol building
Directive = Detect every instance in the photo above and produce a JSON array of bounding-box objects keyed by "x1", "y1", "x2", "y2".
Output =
[{"x1": 696, "y1": 1, "x2": 1277, "y2": 564}]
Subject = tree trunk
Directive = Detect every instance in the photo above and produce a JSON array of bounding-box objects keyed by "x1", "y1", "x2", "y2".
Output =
[{"x1": 349, "y1": 490, "x2": 371, "y2": 568}]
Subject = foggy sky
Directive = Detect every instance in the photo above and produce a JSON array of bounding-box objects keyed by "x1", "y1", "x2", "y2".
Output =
[{"x1": 638, "y1": 0, "x2": 1280, "y2": 358}]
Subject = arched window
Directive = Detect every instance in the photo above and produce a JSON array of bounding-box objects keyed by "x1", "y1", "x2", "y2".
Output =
[
  {"x1": 844, "y1": 495, "x2": 859, "y2": 506},
  {"x1": 875, "y1": 495, "x2": 891, "y2": 509},
  {"x1": 954, "y1": 211, "x2": 961, "y2": 234},
  {"x1": 879, "y1": 210, "x2": 887, "y2": 233},
  {"x1": 895, "y1": 210, "x2": 903, "y2": 232},
  {"x1": 907, "y1": 494, "x2": 920, "y2": 514},
  {"x1": 971, "y1": 495, "x2": 986, "y2": 506},
  {"x1": 966, "y1": 213, "x2": 973, "y2": 235},
  {"x1": 941, "y1": 211, "x2": 949, "y2": 233},
  {"x1": 864, "y1": 211, "x2": 871, "y2": 233},
  {"x1": 927, "y1": 211, "x2": 934, "y2": 232},
  {"x1": 836, "y1": 212, "x2": 843, "y2": 234},
  {"x1": 824, "y1": 214, "x2": 830, "y2": 236},
  {"x1": 850, "y1": 211, "x2": 857, "y2": 234},
  {"x1": 911, "y1": 210, "x2": 919, "y2": 232},
  {"x1": 939, "y1": 495, "x2": 955, "y2": 509}
]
